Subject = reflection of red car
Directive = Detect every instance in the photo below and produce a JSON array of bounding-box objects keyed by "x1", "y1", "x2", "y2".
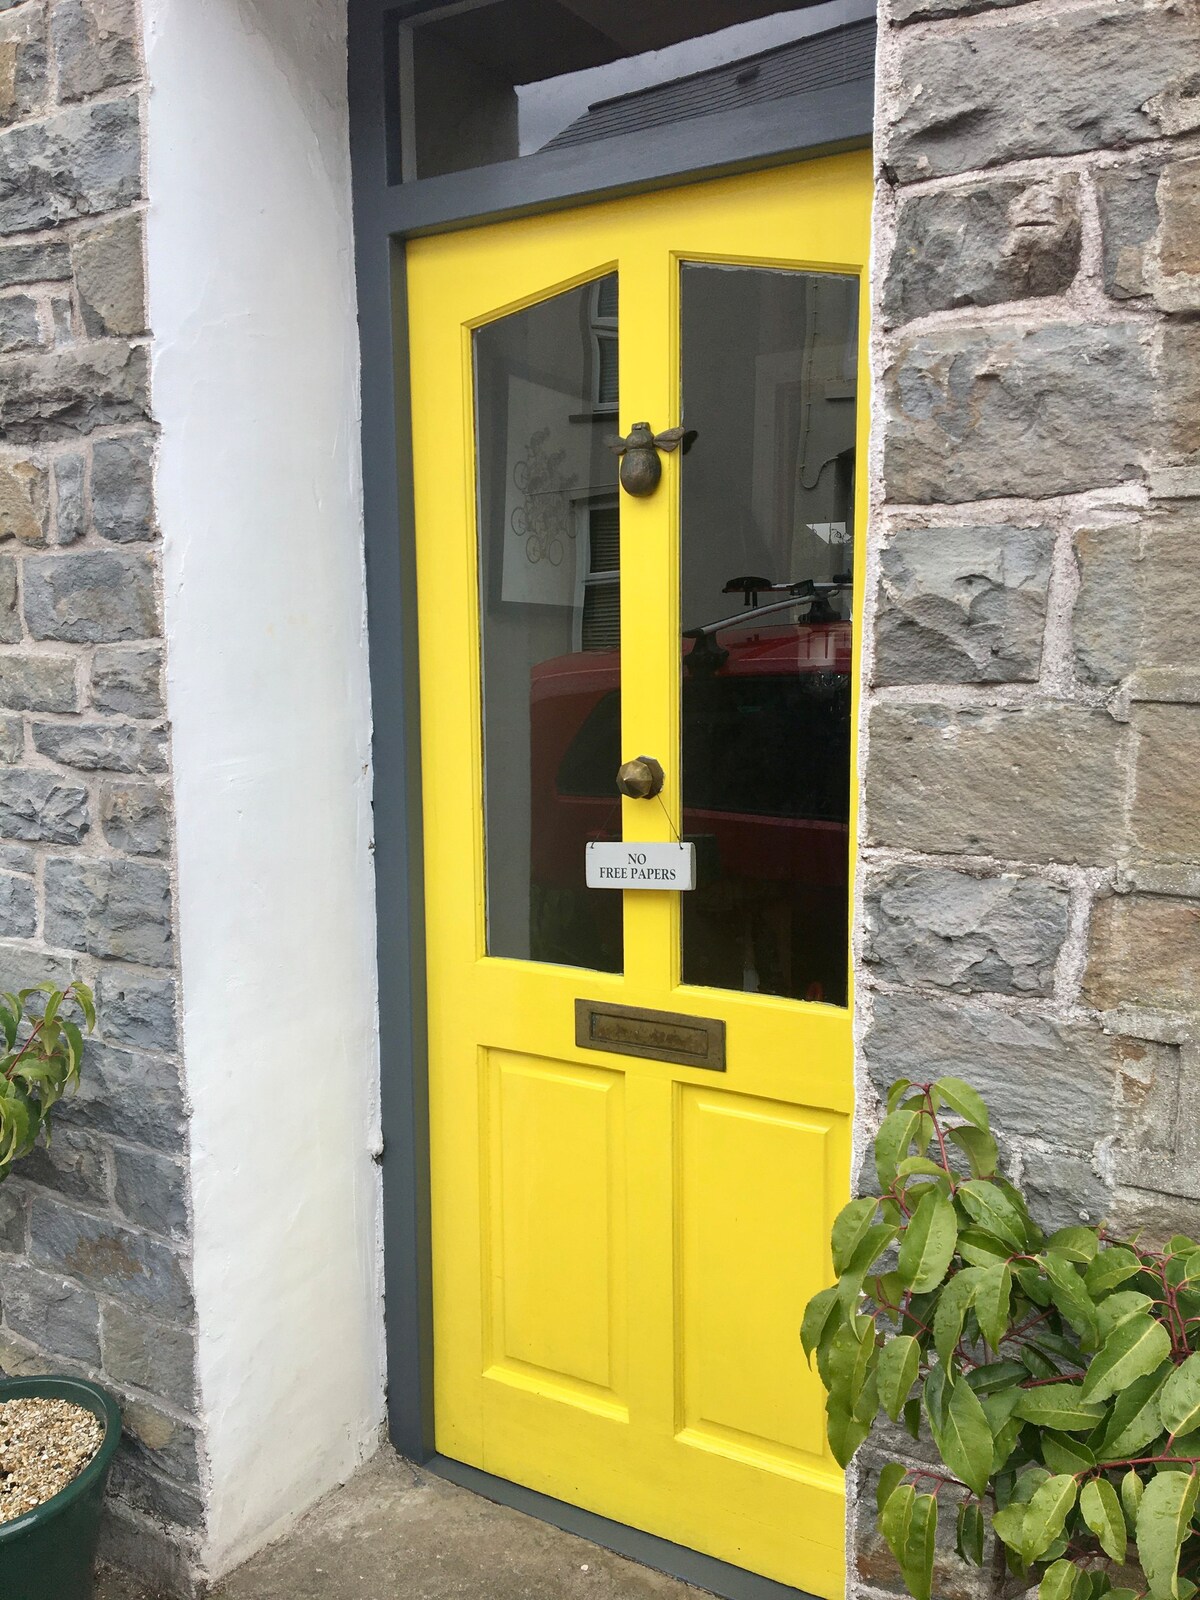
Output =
[{"x1": 529, "y1": 620, "x2": 852, "y2": 1004}]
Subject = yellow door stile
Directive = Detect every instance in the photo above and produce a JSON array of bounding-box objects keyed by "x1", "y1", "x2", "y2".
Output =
[{"x1": 407, "y1": 153, "x2": 872, "y2": 1596}]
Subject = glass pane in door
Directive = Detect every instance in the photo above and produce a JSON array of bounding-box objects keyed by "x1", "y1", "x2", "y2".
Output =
[
  {"x1": 679, "y1": 265, "x2": 858, "y2": 1005},
  {"x1": 475, "y1": 274, "x2": 622, "y2": 972}
]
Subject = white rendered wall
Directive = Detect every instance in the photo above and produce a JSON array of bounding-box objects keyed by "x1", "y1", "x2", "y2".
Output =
[{"x1": 143, "y1": 0, "x2": 384, "y2": 1576}]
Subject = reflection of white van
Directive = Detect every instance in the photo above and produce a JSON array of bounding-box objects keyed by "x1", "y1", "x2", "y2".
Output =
[{"x1": 529, "y1": 614, "x2": 852, "y2": 1004}]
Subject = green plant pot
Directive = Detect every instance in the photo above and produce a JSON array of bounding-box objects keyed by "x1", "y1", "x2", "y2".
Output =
[{"x1": 0, "y1": 1376, "x2": 123, "y2": 1600}]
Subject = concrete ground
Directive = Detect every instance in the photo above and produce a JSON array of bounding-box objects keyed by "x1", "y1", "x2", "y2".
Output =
[{"x1": 96, "y1": 1450, "x2": 704, "y2": 1600}]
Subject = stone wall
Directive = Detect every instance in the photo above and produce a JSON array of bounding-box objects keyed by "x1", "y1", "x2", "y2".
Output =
[
  {"x1": 855, "y1": 0, "x2": 1200, "y2": 1594},
  {"x1": 0, "y1": 0, "x2": 199, "y2": 1591}
]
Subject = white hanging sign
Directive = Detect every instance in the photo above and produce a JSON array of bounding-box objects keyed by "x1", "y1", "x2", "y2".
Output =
[{"x1": 586, "y1": 842, "x2": 696, "y2": 891}]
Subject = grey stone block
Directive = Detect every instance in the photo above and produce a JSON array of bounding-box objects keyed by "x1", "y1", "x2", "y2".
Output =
[
  {"x1": 73, "y1": 213, "x2": 146, "y2": 339},
  {"x1": 34, "y1": 719, "x2": 165, "y2": 773},
  {"x1": 56, "y1": 1039, "x2": 184, "y2": 1152},
  {"x1": 120, "y1": 1396, "x2": 201, "y2": 1484},
  {"x1": 1110, "y1": 1189, "x2": 1200, "y2": 1251},
  {"x1": 92, "y1": 433, "x2": 154, "y2": 542},
  {"x1": 19, "y1": 1125, "x2": 109, "y2": 1207},
  {"x1": 865, "y1": 703, "x2": 1127, "y2": 865},
  {"x1": 884, "y1": 5, "x2": 1200, "y2": 184},
  {"x1": 50, "y1": 0, "x2": 140, "y2": 103},
  {"x1": 0, "y1": 341, "x2": 149, "y2": 442},
  {"x1": 112, "y1": 1145, "x2": 187, "y2": 1240},
  {"x1": 97, "y1": 1502, "x2": 200, "y2": 1600},
  {"x1": 1162, "y1": 320, "x2": 1200, "y2": 469},
  {"x1": 0, "y1": 96, "x2": 141, "y2": 235},
  {"x1": 1096, "y1": 162, "x2": 1162, "y2": 302},
  {"x1": 0, "y1": 294, "x2": 44, "y2": 353},
  {"x1": 0, "y1": 458, "x2": 48, "y2": 543},
  {"x1": 0, "y1": 240, "x2": 71, "y2": 288},
  {"x1": 44, "y1": 855, "x2": 171, "y2": 965},
  {"x1": 865, "y1": 992, "x2": 1168, "y2": 1153},
  {"x1": 863, "y1": 865, "x2": 1069, "y2": 996},
  {"x1": 0, "y1": 869, "x2": 34, "y2": 936},
  {"x1": 0, "y1": 716, "x2": 19, "y2": 761},
  {"x1": 1020, "y1": 1147, "x2": 1113, "y2": 1231},
  {"x1": 0, "y1": 651, "x2": 78, "y2": 710},
  {"x1": 101, "y1": 780, "x2": 170, "y2": 855},
  {"x1": 0, "y1": 6, "x2": 48, "y2": 126},
  {"x1": 108, "y1": 1448, "x2": 206, "y2": 1531},
  {"x1": 0, "y1": 1258, "x2": 100, "y2": 1363},
  {"x1": 1130, "y1": 705, "x2": 1200, "y2": 867},
  {"x1": 884, "y1": 175, "x2": 1081, "y2": 325},
  {"x1": 0, "y1": 844, "x2": 31, "y2": 873},
  {"x1": 0, "y1": 767, "x2": 89, "y2": 843},
  {"x1": 90, "y1": 644, "x2": 162, "y2": 717},
  {"x1": 1156, "y1": 156, "x2": 1200, "y2": 315},
  {"x1": 0, "y1": 1186, "x2": 26, "y2": 1253},
  {"x1": 52, "y1": 450, "x2": 86, "y2": 543},
  {"x1": 1074, "y1": 507, "x2": 1200, "y2": 686},
  {"x1": 0, "y1": 937, "x2": 74, "y2": 990},
  {"x1": 101, "y1": 1301, "x2": 196, "y2": 1405},
  {"x1": 49, "y1": 292, "x2": 70, "y2": 345},
  {"x1": 0, "y1": 556, "x2": 16, "y2": 645},
  {"x1": 98, "y1": 969, "x2": 177, "y2": 1051},
  {"x1": 24, "y1": 550, "x2": 157, "y2": 642},
  {"x1": 1085, "y1": 894, "x2": 1200, "y2": 1014},
  {"x1": 28, "y1": 1195, "x2": 193, "y2": 1317},
  {"x1": 884, "y1": 323, "x2": 1153, "y2": 504},
  {"x1": 874, "y1": 525, "x2": 1051, "y2": 685}
]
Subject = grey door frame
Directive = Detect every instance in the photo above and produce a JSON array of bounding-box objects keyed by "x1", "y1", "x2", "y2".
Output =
[{"x1": 347, "y1": 4, "x2": 873, "y2": 1592}]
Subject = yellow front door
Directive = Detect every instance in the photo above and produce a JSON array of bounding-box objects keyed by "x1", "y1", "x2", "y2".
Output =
[{"x1": 407, "y1": 154, "x2": 871, "y2": 1596}]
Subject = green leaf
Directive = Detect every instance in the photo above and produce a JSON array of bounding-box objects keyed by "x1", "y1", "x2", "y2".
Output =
[
  {"x1": 1085, "y1": 1247, "x2": 1142, "y2": 1297},
  {"x1": 877, "y1": 1462, "x2": 907, "y2": 1516},
  {"x1": 878, "y1": 1335, "x2": 921, "y2": 1424},
  {"x1": 1023, "y1": 1475, "x2": 1079, "y2": 1563},
  {"x1": 974, "y1": 1260, "x2": 1012, "y2": 1354},
  {"x1": 993, "y1": 1502, "x2": 1031, "y2": 1562},
  {"x1": 957, "y1": 1180, "x2": 1027, "y2": 1253},
  {"x1": 1081, "y1": 1477, "x2": 1128, "y2": 1561},
  {"x1": 934, "y1": 1268, "x2": 982, "y2": 1368},
  {"x1": 966, "y1": 1361, "x2": 1028, "y2": 1394},
  {"x1": 934, "y1": 1077, "x2": 989, "y2": 1132},
  {"x1": 881, "y1": 1479, "x2": 915, "y2": 1567},
  {"x1": 1097, "y1": 1290, "x2": 1156, "y2": 1339},
  {"x1": 1042, "y1": 1432, "x2": 1095, "y2": 1473},
  {"x1": 957, "y1": 1227, "x2": 1011, "y2": 1268},
  {"x1": 1081, "y1": 1316, "x2": 1172, "y2": 1404},
  {"x1": 932, "y1": 1377, "x2": 994, "y2": 1498},
  {"x1": 1048, "y1": 1227, "x2": 1100, "y2": 1265},
  {"x1": 947, "y1": 1124, "x2": 998, "y2": 1179},
  {"x1": 801, "y1": 1285, "x2": 842, "y2": 1362},
  {"x1": 1122, "y1": 1469, "x2": 1144, "y2": 1532},
  {"x1": 843, "y1": 1223, "x2": 901, "y2": 1280},
  {"x1": 1136, "y1": 1467, "x2": 1200, "y2": 1600},
  {"x1": 876, "y1": 1109, "x2": 921, "y2": 1191},
  {"x1": 1015, "y1": 1384, "x2": 1107, "y2": 1433},
  {"x1": 903, "y1": 1397, "x2": 921, "y2": 1440},
  {"x1": 904, "y1": 1493, "x2": 938, "y2": 1600},
  {"x1": 1043, "y1": 1252, "x2": 1100, "y2": 1344},
  {"x1": 1097, "y1": 1364, "x2": 1172, "y2": 1462},
  {"x1": 924, "y1": 1357, "x2": 951, "y2": 1434},
  {"x1": 1041, "y1": 1560, "x2": 1085, "y2": 1600},
  {"x1": 1159, "y1": 1351, "x2": 1200, "y2": 1438},
  {"x1": 957, "y1": 1499, "x2": 985, "y2": 1566},
  {"x1": 898, "y1": 1190, "x2": 958, "y2": 1294},
  {"x1": 887, "y1": 1079, "x2": 914, "y2": 1114},
  {"x1": 832, "y1": 1197, "x2": 878, "y2": 1275},
  {"x1": 825, "y1": 1393, "x2": 873, "y2": 1467}
]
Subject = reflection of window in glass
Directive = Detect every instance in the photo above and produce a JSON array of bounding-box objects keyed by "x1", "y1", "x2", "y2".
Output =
[
  {"x1": 474, "y1": 273, "x2": 621, "y2": 974},
  {"x1": 574, "y1": 497, "x2": 620, "y2": 652},
  {"x1": 589, "y1": 279, "x2": 618, "y2": 411},
  {"x1": 679, "y1": 264, "x2": 858, "y2": 1008}
]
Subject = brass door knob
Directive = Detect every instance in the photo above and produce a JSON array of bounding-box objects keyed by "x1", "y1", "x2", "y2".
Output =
[{"x1": 616, "y1": 756, "x2": 664, "y2": 799}]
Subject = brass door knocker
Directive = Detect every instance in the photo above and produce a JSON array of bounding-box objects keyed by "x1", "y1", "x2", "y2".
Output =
[{"x1": 608, "y1": 423, "x2": 697, "y2": 497}]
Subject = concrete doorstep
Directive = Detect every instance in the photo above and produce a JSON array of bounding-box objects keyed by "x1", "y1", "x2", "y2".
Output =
[{"x1": 97, "y1": 1449, "x2": 704, "y2": 1600}]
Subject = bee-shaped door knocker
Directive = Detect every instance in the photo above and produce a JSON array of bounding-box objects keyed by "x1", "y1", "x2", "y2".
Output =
[{"x1": 607, "y1": 422, "x2": 697, "y2": 497}]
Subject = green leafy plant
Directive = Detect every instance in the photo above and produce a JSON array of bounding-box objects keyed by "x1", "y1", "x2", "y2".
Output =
[
  {"x1": 805, "y1": 1077, "x2": 1200, "y2": 1600},
  {"x1": 0, "y1": 981, "x2": 93, "y2": 1180}
]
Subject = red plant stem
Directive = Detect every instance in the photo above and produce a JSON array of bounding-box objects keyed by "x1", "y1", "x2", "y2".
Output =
[{"x1": 4, "y1": 981, "x2": 81, "y2": 1082}]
